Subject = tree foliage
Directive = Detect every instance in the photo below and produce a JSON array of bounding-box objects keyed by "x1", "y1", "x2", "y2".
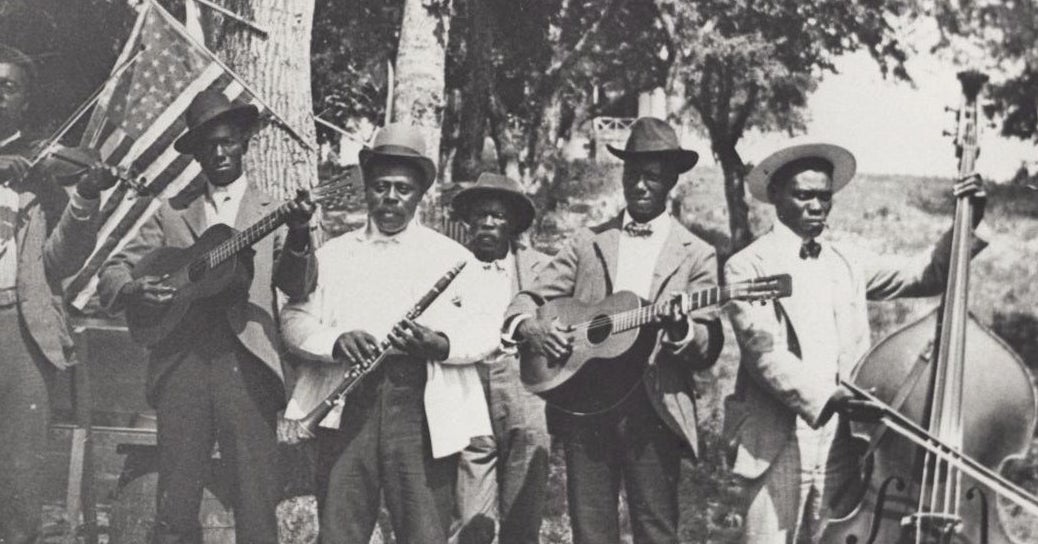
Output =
[
  {"x1": 657, "y1": 0, "x2": 919, "y2": 250},
  {"x1": 934, "y1": 0, "x2": 1038, "y2": 141}
]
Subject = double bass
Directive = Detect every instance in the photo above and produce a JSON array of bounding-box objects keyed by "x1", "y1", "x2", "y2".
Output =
[{"x1": 821, "y1": 72, "x2": 1038, "y2": 543}]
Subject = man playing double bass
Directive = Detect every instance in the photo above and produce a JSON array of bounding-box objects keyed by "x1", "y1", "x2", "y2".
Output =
[
  {"x1": 722, "y1": 143, "x2": 988, "y2": 543},
  {"x1": 504, "y1": 117, "x2": 723, "y2": 544}
]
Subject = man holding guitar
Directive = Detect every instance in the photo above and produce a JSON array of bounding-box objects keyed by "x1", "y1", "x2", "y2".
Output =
[
  {"x1": 97, "y1": 89, "x2": 316, "y2": 544},
  {"x1": 722, "y1": 144, "x2": 988, "y2": 543},
  {"x1": 504, "y1": 117, "x2": 724, "y2": 544},
  {"x1": 0, "y1": 42, "x2": 122, "y2": 544}
]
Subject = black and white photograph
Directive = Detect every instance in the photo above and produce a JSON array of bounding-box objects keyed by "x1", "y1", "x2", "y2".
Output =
[{"x1": 2, "y1": 0, "x2": 1038, "y2": 543}]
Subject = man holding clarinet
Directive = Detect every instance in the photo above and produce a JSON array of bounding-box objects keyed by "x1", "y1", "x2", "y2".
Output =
[{"x1": 280, "y1": 123, "x2": 499, "y2": 544}]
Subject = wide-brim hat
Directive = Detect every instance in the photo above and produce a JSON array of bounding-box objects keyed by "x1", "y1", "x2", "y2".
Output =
[
  {"x1": 359, "y1": 123, "x2": 437, "y2": 189},
  {"x1": 174, "y1": 89, "x2": 259, "y2": 154},
  {"x1": 747, "y1": 143, "x2": 856, "y2": 203},
  {"x1": 452, "y1": 172, "x2": 536, "y2": 233},
  {"x1": 606, "y1": 117, "x2": 699, "y2": 174}
]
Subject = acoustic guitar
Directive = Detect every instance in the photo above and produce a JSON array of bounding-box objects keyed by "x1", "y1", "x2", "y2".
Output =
[
  {"x1": 125, "y1": 177, "x2": 352, "y2": 346},
  {"x1": 520, "y1": 274, "x2": 792, "y2": 415}
]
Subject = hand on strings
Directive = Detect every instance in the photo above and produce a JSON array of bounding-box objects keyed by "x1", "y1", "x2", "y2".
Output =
[
  {"x1": 517, "y1": 316, "x2": 574, "y2": 363},
  {"x1": 388, "y1": 318, "x2": 449, "y2": 361},
  {"x1": 285, "y1": 190, "x2": 315, "y2": 252},
  {"x1": 0, "y1": 154, "x2": 30, "y2": 182},
  {"x1": 953, "y1": 172, "x2": 987, "y2": 227},
  {"x1": 120, "y1": 275, "x2": 177, "y2": 309},
  {"x1": 825, "y1": 385, "x2": 885, "y2": 424},
  {"x1": 333, "y1": 330, "x2": 380, "y2": 368},
  {"x1": 654, "y1": 291, "x2": 693, "y2": 342}
]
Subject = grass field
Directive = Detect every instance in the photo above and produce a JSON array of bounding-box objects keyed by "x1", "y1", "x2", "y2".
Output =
[{"x1": 43, "y1": 162, "x2": 1038, "y2": 543}]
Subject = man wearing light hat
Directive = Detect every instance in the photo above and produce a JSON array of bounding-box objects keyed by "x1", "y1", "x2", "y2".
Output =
[
  {"x1": 723, "y1": 143, "x2": 988, "y2": 543},
  {"x1": 449, "y1": 172, "x2": 550, "y2": 544},
  {"x1": 98, "y1": 88, "x2": 316, "y2": 543},
  {"x1": 281, "y1": 123, "x2": 498, "y2": 543},
  {"x1": 504, "y1": 117, "x2": 724, "y2": 544}
]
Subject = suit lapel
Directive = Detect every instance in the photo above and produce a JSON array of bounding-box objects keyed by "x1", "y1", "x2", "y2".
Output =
[
  {"x1": 15, "y1": 189, "x2": 36, "y2": 256},
  {"x1": 649, "y1": 217, "x2": 692, "y2": 302},
  {"x1": 758, "y1": 229, "x2": 812, "y2": 342},
  {"x1": 591, "y1": 215, "x2": 622, "y2": 294},
  {"x1": 513, "y1": 245, "x2": 540, "y2": 292},
  {"x1": 180, "y1": 195, "x2": 207, "y2": 240},
  {"x1": 234, "y1": 180, "x2": 273, "y2": 231}
]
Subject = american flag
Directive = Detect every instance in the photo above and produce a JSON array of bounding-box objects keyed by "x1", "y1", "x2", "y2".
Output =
[{"x1": 66, "y1": 1, "x2": 262, "y2": 309}]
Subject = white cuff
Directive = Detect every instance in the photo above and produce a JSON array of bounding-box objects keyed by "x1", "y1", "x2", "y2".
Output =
[
  {"x1": 502, "y1": 314, "x2": 533, "y2": 345},
  {"x1": 298, "y1": 328, "x2": 343, "y2": 363},
  {"x1": 660, "y1": 316, "x2": 696, "y2": 351},
  {"x1": 67, "y1": 191, "x2": 100, "y2": 221}
]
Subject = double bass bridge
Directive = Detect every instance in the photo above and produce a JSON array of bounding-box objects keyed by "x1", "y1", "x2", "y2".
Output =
[{"x1": 900, "y1": 512, "x2": 963, "y2": 540}]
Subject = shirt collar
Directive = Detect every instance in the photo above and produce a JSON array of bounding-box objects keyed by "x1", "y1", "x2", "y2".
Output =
[
  {"x1": 207, "y1": 174, "x2": 248, "y2": 203},
  {"x1": 0, "y1": 131, "x2": 22, "y2": 151},
  {"x1": 475, "y1": 248, "x2": 514, "y2": 272},
  {"x1": 356, "y1": 216, "x2": 423, "y2": 245},
  {"x1": 621, "y1": 210, "x2": 672, "y2": 238},
  {"x1": 773, "y1": 220, "x2": 826, "y2": 255}
]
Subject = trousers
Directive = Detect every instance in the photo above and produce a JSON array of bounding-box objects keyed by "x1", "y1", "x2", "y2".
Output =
[
  {"x1": 0, "y1": 306, "x2": 53, "y2": 544},
  {"x1": 560, "y1": 386, "x2": 684, "y2": 544},
  {"x1": 741, "y1": 417, "x2": 860, "y2": 544},
  {"x1": 454, "y1": 357, "x2": 550, "y2": 544},
  {"x1": 315, "y1": 356, "x2": 457, "y2": 544},
  {"x1": 151, "y1": 312, "x2": 284, "y2": 544}
]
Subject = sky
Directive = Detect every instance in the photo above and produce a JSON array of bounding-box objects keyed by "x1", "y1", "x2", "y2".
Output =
[{"x1": 684, "y1": 26, "x2": 1037, "y2": 181}]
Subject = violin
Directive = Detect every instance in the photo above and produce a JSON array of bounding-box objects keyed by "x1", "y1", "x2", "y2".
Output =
[
  {"x1": 820, "y1": 71, "x2": 1038, "y2": 543},
  {"x1": 30, "y1": 142, "x2": 151, "y2": 195}
]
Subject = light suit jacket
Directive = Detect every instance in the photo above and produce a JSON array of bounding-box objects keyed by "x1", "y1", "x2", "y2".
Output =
[
  {"x1": 723, "y1": 225, "x2": 987, "y2": 479},
  {"x1": 505, "y1": 214, "x2": 724, "y2": 457},
  {"x1": 97, "y1": 177, "x2": 316, "y2": 402}
]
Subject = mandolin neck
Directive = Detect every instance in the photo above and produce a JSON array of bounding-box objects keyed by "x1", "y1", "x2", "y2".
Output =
[{"x1": 204, "y1": 203, "x2": 291, "y2": 268}]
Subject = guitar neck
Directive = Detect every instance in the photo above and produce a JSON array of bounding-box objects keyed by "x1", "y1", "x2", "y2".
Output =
[
  {"x1": 206, "y1": 203, "x2": 290, "y2": 268},
  {"x1": 612, "y1": 286, "x2": 728, "y2": 334}
]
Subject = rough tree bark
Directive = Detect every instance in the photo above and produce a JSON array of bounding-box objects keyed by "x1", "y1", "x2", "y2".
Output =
[
  {"x1": 452, "y1": 0, "x2": 492, "y2": 182},
  {"x1": 393, "y1": 0, "x2": 451, "y2": 224},
  {"x1": 208, "y1": 0, "x2": 319, "y2": 200}
]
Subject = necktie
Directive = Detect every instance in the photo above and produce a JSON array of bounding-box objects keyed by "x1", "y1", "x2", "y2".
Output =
[
  {"x1": 800, "y1": 238, "x2": 821, "y2": 259},
  {"x1": 623, "y1": 221, "x2": 653, "y2": 237},
  {"x1": 482, "y1": 260, "x2": 505, "y2": 272}
]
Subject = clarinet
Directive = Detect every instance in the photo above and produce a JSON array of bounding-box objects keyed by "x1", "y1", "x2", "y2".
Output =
[{"x1": 280, "y1": 260, "x2": 468, "y2": 443}]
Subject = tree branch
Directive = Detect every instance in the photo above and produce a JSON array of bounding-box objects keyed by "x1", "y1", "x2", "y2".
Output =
[
  {"x1": 730, "y1": 83, "x2": 758, "y2": 139},
  {"x1": 539, "y1": 0, "x2": 630, "y2": 95}
]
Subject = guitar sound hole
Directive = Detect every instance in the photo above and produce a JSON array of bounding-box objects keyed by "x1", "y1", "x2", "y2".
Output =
[
  {"x1": 187, "y1": 260, "x2": 208, "y2": 282},
  {"x1": 586, "y1": 315, "x2": 613, "y2": 345}
]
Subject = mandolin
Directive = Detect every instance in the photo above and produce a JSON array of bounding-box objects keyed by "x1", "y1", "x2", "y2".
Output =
[
  {"x1": 125, "y1": 177, "x2": 352, "y2": 347},
  {"x1": 520, "y1": 274, "x2": 791, "y2": 415}
]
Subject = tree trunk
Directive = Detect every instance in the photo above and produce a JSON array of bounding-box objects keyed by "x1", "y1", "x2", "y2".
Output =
[
  {"x1": 212, "y1": 0, "x2": 318, "y2": 199},
  {"x1": 525, "y1": 91, "x2": 563, "y2": 192},
  {"x1": 488, "y1": 90, "x2": 521, "y2": 179},
  {"x1": 714, "y1": 141, "x2": 753, "y2": 253},
  {"x1": 452, "y1": 0, "x2": 492, "y2": 183},
  {"x1": 393, "y1": 0, "x2": 452, "y2": 223}
]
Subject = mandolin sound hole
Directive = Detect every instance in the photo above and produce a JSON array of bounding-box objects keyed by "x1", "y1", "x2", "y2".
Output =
[{"x1": 586, "y1": 315, "x2": 613, "y2": 345}]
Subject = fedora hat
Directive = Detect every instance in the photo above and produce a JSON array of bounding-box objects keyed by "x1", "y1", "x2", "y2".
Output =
[
  {"x1": 746, "y1": 143, "x2": 856, "y2": 203},
  {"x1": 174, "y1": 89, "x2": 259, "y2": 154},
  {"x1": 452, "y1": 172, "x2": 536, "y2": 234},
  {"x1": 606, "y1": 117, "x2": 699, "y2": 174},
  {"x1": 359, "y1": 123, "x2": 437, "y2": 189}
]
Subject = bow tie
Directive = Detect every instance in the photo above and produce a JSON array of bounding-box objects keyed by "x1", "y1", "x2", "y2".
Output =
[
  {"x1": 799, "y1": 239, "x2": 822, "y2": 259},
  {"x1": 481, "y1": 260, "x2": 506, "y2": 272},
  {"x1": 623, "y1": 221, "x2": 653, "y2": 237}
]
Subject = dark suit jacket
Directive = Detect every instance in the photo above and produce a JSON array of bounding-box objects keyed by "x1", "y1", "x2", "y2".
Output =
[
  {"x1": 505, "y1": 214, "x2": 723, "y2": 457},
  {"x1": 3, "y1": 136, "x2": 105, "y2": 369},
  {"x1": 97, "y1": 177, "x2": 317, "y2": 402}
]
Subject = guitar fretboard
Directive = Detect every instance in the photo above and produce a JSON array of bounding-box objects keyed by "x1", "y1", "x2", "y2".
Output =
[
  {"x1": 606, "y1": 286, "x2": 730, "y2": 334},
  {"x1": 205, "y1": 203, "x2": 291, "y2": 268}
]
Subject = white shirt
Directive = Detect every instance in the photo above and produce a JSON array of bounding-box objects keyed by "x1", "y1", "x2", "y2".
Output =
[
  {"x1": 770, "y1": 222, "x2": 842, "y2": 429},
  {"x1": 614, "y1": 210, "x2": 672, "y2": 299},
  {"x1": 0, "y1": 132, "x2": 23, "y2": 291},
  {"x1": 281, "y1": 220, "x2": 495, "y2": 458},
  {"x1": 204, "y1": 175, "x2": 248, "y2": 227}
]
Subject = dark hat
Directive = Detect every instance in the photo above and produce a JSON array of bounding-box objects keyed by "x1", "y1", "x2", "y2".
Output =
[
  {"x1": 606, "y1": 117, "x2": 699, "y2": 173},
  {"x1": 747, "y1": 143, "x2": 856, "y2": 203},
  {"x1": 452, "y1": 172, "x2": 536, "y2": 233},
  {"x1": 359, "y1": 123, "x2": 437, "y2": 189},
  {"x1": 174, "y1": 89, "x2": 259, "y2": 154}
]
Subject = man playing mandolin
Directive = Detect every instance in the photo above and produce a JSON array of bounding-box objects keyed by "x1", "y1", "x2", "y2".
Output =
[
  {"x1": 97, "y1": 89, "x2": 316, "y2": 544},
  {"x1": 723, "y1": 143, "x2": 988, "y2": 544},
  {"x1": 504, "y1": 117, "x2": 724, "y2": 544}
]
